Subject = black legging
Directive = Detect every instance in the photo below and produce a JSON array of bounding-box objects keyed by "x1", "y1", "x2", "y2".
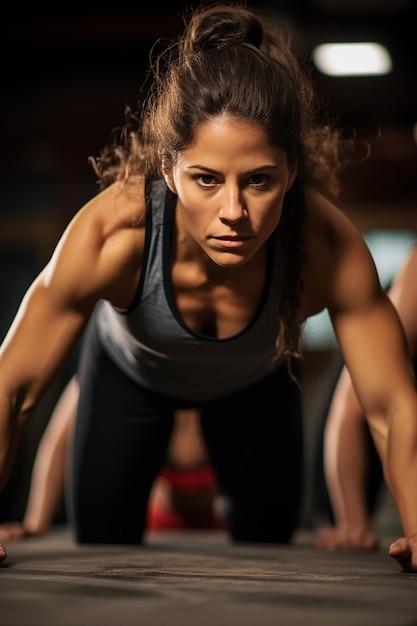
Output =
[{"x1": 67, "y1": 320, "x2": 304, "y2": 545}]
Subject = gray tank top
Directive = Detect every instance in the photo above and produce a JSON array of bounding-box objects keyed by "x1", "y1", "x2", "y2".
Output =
[{"x1": 95, "y1": 178, "x2": 285, "y2": 401}]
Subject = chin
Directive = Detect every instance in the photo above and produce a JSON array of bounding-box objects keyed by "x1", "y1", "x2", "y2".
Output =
[{"x1": 209, "y1": 252, "x2": 251, "y2": 268}]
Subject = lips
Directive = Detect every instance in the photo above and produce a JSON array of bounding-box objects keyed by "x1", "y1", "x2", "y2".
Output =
[
  {"x1": 214, "y1": 235, "x2": 251, "y2": 241},
  {"x1": 212, "y1": 235, "x2": 252, "y2": 248}
]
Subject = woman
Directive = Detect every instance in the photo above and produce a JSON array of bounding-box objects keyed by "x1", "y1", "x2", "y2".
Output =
[{"x1": 0, "y1": 2, "x2": 416, "y2": 570}]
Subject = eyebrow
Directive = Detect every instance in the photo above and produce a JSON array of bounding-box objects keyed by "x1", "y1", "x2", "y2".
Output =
[{"x1": 186, "y1": 164, "x2": 279, "y2": 174}]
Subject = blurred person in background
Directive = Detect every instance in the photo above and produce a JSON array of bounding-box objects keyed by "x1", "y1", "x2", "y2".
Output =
[{"x1": 0, "y1": 382, "x2": 221, "y2": 541}]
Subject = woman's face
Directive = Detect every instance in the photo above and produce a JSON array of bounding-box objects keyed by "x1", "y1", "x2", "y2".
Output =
[{"x1": 164, "y1": 116, "x2": 296, "y2": 268}]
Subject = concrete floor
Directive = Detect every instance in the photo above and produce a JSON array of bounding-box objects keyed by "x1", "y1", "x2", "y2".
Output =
[{"x1": 1, "y1": 528, "x2": 416, "y2": 626}]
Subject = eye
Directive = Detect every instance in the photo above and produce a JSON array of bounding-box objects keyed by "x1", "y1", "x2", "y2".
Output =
[
  {"x1": 194, "y1": 174, "x2": 218, "y2": 187},
  {"x1": 248, "y1": 173, "x2": 268, "y2": 186}
]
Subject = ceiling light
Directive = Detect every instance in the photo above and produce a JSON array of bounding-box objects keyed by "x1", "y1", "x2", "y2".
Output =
[{"x1": 312, "y1": 42, "x2": 393, "y2": 76}]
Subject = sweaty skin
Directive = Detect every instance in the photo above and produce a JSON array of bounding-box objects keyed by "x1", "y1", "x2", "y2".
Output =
[
  {"x1": 1, "y1": 118, "x2": 417, "y2": 570},
  {"x1": 315, "y1": 246, "x2": 417, "y2": 555}
]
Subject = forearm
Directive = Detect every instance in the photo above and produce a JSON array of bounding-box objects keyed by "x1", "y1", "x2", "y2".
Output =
[
  {"x1": 23, "y1": 380, "x2": 76, "y2": 532},
  {"x1": 324, "y1": 369, "x2": 371, "y2": 531},
  {"x1": 0, "y1": 393, "x2": 31, "y2": 492},
  {"x1": 326, "y1": 420, "x2": 370, "y2": 529},
  {"x1": 23, "y1": 435, "x2": 67, "y2": 533},
  {"x1": 383, "y1": 405, "x2": 417, "y2": 539}
]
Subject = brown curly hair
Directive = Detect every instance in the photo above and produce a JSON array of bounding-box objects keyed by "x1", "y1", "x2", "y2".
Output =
[{"x1": 91, "y1": 0, "x2": 357, "y2": 373}]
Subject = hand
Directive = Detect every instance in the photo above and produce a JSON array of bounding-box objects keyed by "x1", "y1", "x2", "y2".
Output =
[
  {"x1": 314, "y1": 523, "x2": 379, "y2": 551},
  {"x1": 389, "y1": 536, "x2": 417, "y2": 572},
  {"x1": 0, "y1": 521, "x2": 39, "y2": 542},
  {"x1": 0, "y1": 543, "x2": 7, "y2": 564}
]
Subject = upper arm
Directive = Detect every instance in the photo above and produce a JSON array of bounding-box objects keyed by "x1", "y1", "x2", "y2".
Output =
[
  {"x1": 0, "y1": 181, "x2": 145, "y2": 416},
  {"x1": 0, "y1": 269, "x2": 91, "y2": 420},
  {"x1": 328, "y1": 235, "x2": 415, "y2": 444},
  {"x1": 304, "y1": 191, "x2": 416, "y2": 441}
]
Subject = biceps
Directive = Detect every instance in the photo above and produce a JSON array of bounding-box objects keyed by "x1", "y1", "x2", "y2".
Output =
[
  {"x1": 332, "y1": 296, "x2": 414, "y2": 416},
  {"x1": 0, "y1": 279, "x2": 90, "y2": 405}
]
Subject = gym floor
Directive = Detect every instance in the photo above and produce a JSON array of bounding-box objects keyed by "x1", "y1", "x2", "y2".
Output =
[{"x1": 1, "y1": 528, "x2": 416, "y2": 626}]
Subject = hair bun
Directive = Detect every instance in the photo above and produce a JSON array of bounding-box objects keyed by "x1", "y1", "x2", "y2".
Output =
[{"x1": 185, "y1": 5, "x2": 264, "y2": 53}]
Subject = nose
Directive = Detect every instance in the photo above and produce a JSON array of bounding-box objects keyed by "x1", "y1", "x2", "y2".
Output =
[{"x1": 218, "y1": 185, "x2": 247, "y2": 223}]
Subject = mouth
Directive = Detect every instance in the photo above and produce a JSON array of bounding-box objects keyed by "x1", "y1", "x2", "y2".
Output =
[{"x1": 212, "y1": 235, "x2": 252, "y2": 248}]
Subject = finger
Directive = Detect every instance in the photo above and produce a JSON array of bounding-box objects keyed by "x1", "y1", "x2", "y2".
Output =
[
  {"x1": 389, "y1": 540, "x2": 416, "y2": 572},
  {"x1": 0, "y1": 522, "x2": 26, "y2": 542}
]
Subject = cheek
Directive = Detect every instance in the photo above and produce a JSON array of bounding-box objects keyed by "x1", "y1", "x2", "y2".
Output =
[
  {"x1": 257, "y1": 197, "x2": 284, "y2": 225},
  {"x1": 256, "y1": 201, "x2": 284, "y2": 238},
  {"x1": 180, "y1": 203, "x2": 217, "y2": 242},
  {"x1": 183, "y1": 208, "x2": 207, "y2": 232}
]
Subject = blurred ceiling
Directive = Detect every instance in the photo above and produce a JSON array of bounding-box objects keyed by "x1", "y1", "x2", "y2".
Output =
[{"x1": 1, "y1": 0, "x2": 416, "y2": 226}]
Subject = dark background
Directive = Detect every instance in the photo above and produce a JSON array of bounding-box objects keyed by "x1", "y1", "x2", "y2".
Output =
[
  {"x1": 1, "y1": 0, "x2": 416, "y2": 225},
  {"x1": 1, "y1": 0, "x2": 416, "y2": 524}
]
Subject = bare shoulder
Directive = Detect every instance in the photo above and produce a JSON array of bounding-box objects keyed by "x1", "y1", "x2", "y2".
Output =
[
  {"x1": 301, "y1": 187, "x2": 382, "y2": 320},
  {"x1": 72, "y1": 178, "x2": 147, "y2": 238},
  {"x1": 43, "y1": 178, "x2": 147, "y2": 309},
  {"x1": 304, "y1": 187, "x2": 363, "y2": 247}
]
